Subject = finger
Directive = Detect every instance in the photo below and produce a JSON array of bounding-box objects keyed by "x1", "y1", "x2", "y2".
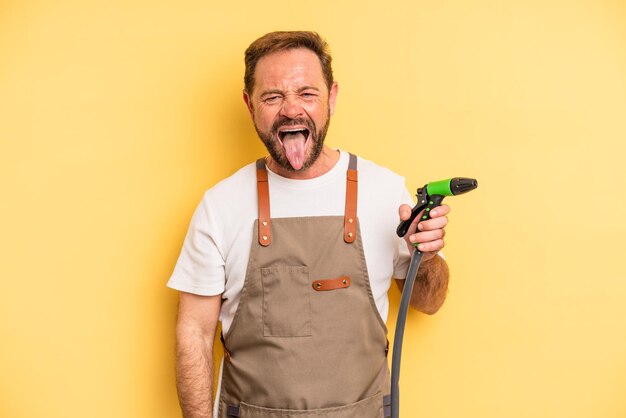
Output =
[
  {"x1": 417, "y1": 215, "x2": 448, "y2": 232},
  {"x1": 398, "y1": 204, "x2": 412, "y2": 221},
  {"x1": 414, "y1": 238, "x2": 445, "y2": 253},
  {"x1": 428, "y1": 204, "x2": 450, "y2": 218},
  {"x1": 408, "y1": 229, "x2": 445, "y2": 245}
]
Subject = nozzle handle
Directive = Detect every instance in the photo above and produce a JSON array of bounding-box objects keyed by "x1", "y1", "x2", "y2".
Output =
[
  {"x1": 396, "y1": 194, "x2": 446, "y2": 239},
  {"x1": 396, "y1": 201, "x2": 426, "y2": 237}
]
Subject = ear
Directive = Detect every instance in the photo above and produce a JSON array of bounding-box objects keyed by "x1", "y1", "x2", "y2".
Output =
[
  {"x1": 328, "y1": 81, "x2": 339, "y2": 115},
  {"x1": 243, "y1": 90, "x2": 254, "y2": 117}
]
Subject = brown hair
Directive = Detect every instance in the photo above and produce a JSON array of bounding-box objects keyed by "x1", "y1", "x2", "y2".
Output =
[{"x1": 244, "y1": 31, "x2": 334, "y2": 94}]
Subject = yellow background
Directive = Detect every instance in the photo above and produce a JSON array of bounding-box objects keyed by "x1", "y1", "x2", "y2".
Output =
[{"x1": 1, "y1": 0, "x2": 625, "y2": 417}]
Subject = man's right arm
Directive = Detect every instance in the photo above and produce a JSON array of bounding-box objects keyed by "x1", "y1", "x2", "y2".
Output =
[{"x1": 175, "y1": 291, "x2": 222, "y2": 418}]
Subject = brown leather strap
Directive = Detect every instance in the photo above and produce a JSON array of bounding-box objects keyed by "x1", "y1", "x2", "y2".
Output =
[
  {"x1": 257, "y1": 154, "x2": 358, "y2": 246},
  {"x1": 344, "y1": 153, "x2": 358, "y2": 243},
  {"x1": 312, "y1": 276, "x2": 351, "y2": 291},
  {"x1": 256, "y1": 159, "x2": 271, "y2": 246}
]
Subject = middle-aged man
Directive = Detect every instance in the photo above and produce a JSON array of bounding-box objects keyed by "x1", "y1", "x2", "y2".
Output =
[{"x1": 168, "y1": 31, "x2": 451, "y2": 418}]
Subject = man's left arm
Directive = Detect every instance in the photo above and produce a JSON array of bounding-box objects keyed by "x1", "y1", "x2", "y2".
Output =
[{"x1": 395, "y1": 204, "x2": 451, "y2": 315}]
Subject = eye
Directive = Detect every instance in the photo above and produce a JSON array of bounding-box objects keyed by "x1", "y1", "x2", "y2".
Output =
[{"x1": 263, "y1": 95, "x2": 281, "y2": 104}]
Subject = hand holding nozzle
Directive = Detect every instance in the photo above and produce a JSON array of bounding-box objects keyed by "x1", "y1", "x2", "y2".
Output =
[{"x1": 397, "y1": 202, "x2": 450, "y2": 259}]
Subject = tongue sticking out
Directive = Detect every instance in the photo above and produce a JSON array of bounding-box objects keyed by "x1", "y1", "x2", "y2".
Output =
[{"x1": 282, "y1": 132, "x2": 307, "y2": 170}]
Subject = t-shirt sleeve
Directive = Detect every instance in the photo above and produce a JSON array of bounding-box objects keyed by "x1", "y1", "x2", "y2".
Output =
[
  {"x1": 167, "y1": 194, "x2": 225, "y2": 296},
  {"x1": 392, "y1": 185, "x2": 414, "y2": 280}
]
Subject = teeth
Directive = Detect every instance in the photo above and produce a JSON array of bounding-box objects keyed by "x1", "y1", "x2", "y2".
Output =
[{"x1": 278, "y1": 128, "x2": 309, "y2": 142}]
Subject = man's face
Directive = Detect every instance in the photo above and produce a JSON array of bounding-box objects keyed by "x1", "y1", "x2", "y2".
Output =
[{"x1": 243, "y1": 48, "x2": 338, "y2": 172}]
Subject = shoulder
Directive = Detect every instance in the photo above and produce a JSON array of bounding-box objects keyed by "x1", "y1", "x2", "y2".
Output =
[
  {"x1": 204, "y1": 161, "x2": 257, "y2": 202},
  {"x1": 355, "y1": 155, "x2": 407, "y2": 193},
  {"x1": 195, "y1": 161, "x2": 258, "y2": 235}
]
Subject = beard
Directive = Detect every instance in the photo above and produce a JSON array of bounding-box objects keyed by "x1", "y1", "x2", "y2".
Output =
[{"x1": 254, "y1": 110, "x2": 331, "y2": 172}]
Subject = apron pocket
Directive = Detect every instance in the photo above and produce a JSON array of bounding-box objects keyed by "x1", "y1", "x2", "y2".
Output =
[
  {"x1": 237, "y1": 393, "x2": 383, "y2": 418},
  {"x1": 261, "y1": 265, "x2": 311, "y2": 337}
]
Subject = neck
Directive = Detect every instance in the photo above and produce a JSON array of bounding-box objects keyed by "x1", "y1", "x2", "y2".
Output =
[{"x1": 268, "y1": 146, "x2": 340, "y2": 180}]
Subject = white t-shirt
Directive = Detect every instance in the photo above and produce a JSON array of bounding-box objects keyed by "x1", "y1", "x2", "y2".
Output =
[{"x1": 167, "y1": 150, "x2": 415, "y2": 333}]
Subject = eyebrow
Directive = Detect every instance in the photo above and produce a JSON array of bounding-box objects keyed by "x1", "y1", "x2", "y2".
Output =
[{"x1": 259, "y1": 86, "x2": 321, "y2": 97}]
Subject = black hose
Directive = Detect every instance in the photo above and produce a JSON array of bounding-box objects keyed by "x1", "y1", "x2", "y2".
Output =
[{"x1": 390, "y1": 249, "x2": 424, "y2": 418}]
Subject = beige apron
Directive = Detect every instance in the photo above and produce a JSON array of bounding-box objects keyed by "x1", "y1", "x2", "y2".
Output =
[{"x1": 218, "y1": 154, "x2": 391, "y2": 418}]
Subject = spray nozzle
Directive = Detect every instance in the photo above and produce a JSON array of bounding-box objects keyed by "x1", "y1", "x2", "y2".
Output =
[
  {"x1": 396, "y1": 177, "x2": 478, "y2": 238},
  {"x1": 425, "y1": 177, "x2": 478, "y2": 196}
]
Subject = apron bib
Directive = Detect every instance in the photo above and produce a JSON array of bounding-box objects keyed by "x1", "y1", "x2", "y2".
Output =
[{"x1": 219, "y1": 154, "x2": 391, "y2": 418}]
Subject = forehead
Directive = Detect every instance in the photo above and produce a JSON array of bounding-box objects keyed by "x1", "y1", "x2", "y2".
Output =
[{"x1": 253, "y1": 48, "x2": 326, "y2": 94}]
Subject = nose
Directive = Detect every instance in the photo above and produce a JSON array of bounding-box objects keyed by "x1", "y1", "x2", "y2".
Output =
[{"x1": 279, "y1": 94, "x2": 303, "y2": 119}]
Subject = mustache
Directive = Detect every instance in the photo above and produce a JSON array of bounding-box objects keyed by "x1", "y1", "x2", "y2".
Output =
[{"x1": 270, "y1": 117, "x2": 316, "y2": 135}]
